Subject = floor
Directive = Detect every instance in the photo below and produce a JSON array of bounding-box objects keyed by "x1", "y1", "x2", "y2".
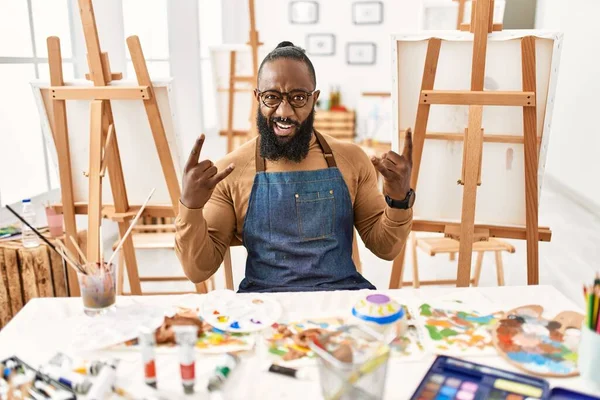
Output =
[{"x1": 120, "y1": 177, "x2": 599, "y2": 306}]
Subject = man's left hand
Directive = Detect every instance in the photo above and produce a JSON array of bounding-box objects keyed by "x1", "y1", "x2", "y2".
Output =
[{"x1": 371, "y1": 128, "x2": 413, "y2": 201}]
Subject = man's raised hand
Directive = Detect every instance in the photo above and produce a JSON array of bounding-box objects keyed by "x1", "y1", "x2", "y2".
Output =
[{"x1": 181, "y1": 134, "x2": 235, "y2": 209}]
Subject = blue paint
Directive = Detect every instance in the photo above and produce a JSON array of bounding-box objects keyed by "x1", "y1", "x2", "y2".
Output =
[
  {"x1": 230, "y1": 321, "x2": 240, "y2": 329},
  {"x1": 440, "y1": 386, "x2": 457, "y2": 397}
]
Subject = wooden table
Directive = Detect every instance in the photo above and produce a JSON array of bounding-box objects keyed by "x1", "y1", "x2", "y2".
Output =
[
  {"x1": 0, "y1": 286, "x2": 595, "y2": 399},
  {"x1": 0, "y1": 230, "x2": 87, "y2": 328}
]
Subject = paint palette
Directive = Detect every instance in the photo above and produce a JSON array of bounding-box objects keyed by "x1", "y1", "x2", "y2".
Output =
[
  {"x1": 200, "y1": 289, "x2": 282, "y2": 333},
  {"x1": 411, "y1": 355, "x2": 550, "y2": 400},
  {"x1": 492, "y1": 305, "x2": 584, "y2": 377},
  {"x1": 418, "y1": 301, "x2": 504, "y2": 356}
]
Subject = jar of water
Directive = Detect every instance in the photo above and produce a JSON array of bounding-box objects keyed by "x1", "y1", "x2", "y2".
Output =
[{"x1": 21, "y1": 199, "x2": 39, "y2": 248}]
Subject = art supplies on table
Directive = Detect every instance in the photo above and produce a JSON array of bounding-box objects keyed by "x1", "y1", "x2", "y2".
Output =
[
  {"x1": 580, "y1": 274, "x2": 600, "y2": 389},
  {"x1": 351, "y1": 293, "x2": 407, "y2": 342},
  {"x1": 207, "y1": 353, "x2": 240, "y2": 393},
  {"x1": 113, "y1": 307, "x2": 256, "y2": 354},
  {"x1": 309, "y1": 324, "x2": 391, "y2": 400},
  {"x1": 492, "y1": 305, "x2": 583, "y2": 377},
  {"x1": 417, "y1": 300, "x2": 504, "y2": 356},
  {"x1": 0, "y1": 356, "x2": 77, "y2": 400},
  {"x1": 0, "y1": 224, "x2": 20, "y2": 240},
  {"x1": 173, "y1": 325, "x2": 198, "y2": 394},
  {"x1": 411, "y1": 355, "x2": 600, "y2": 400},
  {"x1": 200, "y1": 289, "x2": 282, "y2": 333}
]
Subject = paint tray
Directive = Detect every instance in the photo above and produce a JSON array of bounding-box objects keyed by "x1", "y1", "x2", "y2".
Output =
[
  {"x1": 308, "y1": 325, "x2": 390, "y2": 400},
  {"x1": 411, "y1": 355, "x2": 550, "y2": 400}
]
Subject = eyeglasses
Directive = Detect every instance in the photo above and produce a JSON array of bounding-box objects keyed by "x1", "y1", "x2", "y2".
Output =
[{"x1": 256, "y1": 89, "x2": 316, "y2": 109}]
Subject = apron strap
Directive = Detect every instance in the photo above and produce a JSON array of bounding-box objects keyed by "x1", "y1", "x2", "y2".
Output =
[{"x1": 255, "y1": 130, "x2": 337, "y2": 172}]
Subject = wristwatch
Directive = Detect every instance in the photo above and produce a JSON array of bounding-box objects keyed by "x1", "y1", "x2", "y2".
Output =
[{"x1": 385, "y1": 189, "x2": 416, "y2": 210}]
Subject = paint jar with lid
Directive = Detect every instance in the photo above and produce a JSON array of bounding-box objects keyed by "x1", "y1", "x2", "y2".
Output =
[{"x1": 351, "y1": 293, "x2": 406, "y2": 343}]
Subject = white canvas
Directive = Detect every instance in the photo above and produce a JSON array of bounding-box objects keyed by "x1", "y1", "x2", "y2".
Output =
[
  {"x1": 31, "y1": 79, "x2": 183, "y2": 207},
  {"x1": 391, "y1": 30, "x2": 563, "y2": 226}
]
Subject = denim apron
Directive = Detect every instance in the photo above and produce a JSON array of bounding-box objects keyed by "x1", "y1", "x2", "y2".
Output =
[{"x1": 238, "y1": 131, "x2": 376, "y2": 293}]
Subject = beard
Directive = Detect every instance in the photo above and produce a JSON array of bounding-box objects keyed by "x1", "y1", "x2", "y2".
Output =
[{"x1": 256, "y1": 108, "x2": 315, "y2": 163}]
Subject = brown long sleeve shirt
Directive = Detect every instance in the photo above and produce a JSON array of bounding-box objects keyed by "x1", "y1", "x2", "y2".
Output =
[{"x1": 175, "y1": 133, "x2": 412, "y2": 283}]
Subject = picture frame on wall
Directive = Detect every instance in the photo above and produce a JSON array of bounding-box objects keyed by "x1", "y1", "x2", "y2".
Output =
[
  {"x1": 289, "y1": 1, "x2": 319, "y2": 24},
  {"x1": 352, "y1": 1, "x2": 384, "y2": 25},
  {"x1": 346, "y1": 42, "x2": 376, "y2": 65},
  {"x1": 306, "y1": 34, "x2": 335, "y2": 56}
]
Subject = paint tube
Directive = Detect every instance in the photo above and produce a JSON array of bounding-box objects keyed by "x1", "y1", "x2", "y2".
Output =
[
  {"x1": 267, "y1": 364, "x2": 312, "y2": 380},
  {"x1": 207, "y1": 353, "x2": 240, "y2": 392},
  {"x1": 173, "y1": 325, "x2": 198, "y2": 394},
  {"x1": 33, "y1": 380, "x2": 74, "y2": 400},
  {"x1": 48, "y1": 353, "x2": 104, "y2": 377},
  {"x1": 138, "y1": 326, "x2": 158, "y2": 388},
  {"x1": 39, "y1": 365, "x2": 91, "y2": 394},
  {"x1": 86, "y1": 361, "x2": 117, "y2": 400}
]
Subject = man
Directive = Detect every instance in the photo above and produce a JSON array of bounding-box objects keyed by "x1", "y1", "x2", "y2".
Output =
[{"x1": 176, "y1": 41, "x2": 415, "y2": 293}]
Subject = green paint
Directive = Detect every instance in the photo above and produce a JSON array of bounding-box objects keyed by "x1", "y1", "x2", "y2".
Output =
[
  {"x1": 269, "y1": 347, "x2": 287, "y2": 356},
  {"x1": 420, "y1": 304, "x2": 432, "y2": 316},
  {"x1": 440, "y1": 328, "x2": 459, "y2": 338},
  {"x1": 426, "y1": 325, "x2": 443, "y2": 340}
]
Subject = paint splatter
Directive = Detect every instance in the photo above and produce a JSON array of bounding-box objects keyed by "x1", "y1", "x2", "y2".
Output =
[
  {"x1": 213, "y1": 310, "x2": 220, "y2": 315},
  {"x1": 252, "y1": 298, "x2": 264, "y2": 305},
  {"x1": 250, "y1": 319, "x2": 262, "y2": 325},
  {"x1": 230, "y1": 321, "x2": 240, "y2": 329},
  {"x1": 217, "y1": 316, "x2": 229, "y2": 323}
]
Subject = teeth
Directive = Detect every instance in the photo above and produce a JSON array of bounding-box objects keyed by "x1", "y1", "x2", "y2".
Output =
[{"x1": 276, "y1": 122, "x2": 292, "y2": 129}]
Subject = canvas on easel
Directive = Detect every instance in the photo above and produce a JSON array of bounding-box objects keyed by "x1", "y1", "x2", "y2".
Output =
[
  {"x1": 30, "y1": 0, "x2": 209, "y2": 296},
  {"x1": 389, "y1": 0, "x2": 562, "y2": 288}
]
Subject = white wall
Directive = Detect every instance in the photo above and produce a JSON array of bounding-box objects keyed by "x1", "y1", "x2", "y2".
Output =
[
  {"x1": 221, "y1": 0, "x2": 422, "y2": 110},
  {"x1": 535, "y1": 0, "x2": 600, "y2": 215}
]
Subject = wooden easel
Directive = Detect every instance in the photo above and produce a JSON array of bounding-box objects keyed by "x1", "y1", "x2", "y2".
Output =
[
  {"x1": 219, "y1": 0, "x2": 263, "y2": 153},
  {"x1": 48, "y1": 0, "x2": 208, "y2": 295},
  {"x1": 389, "y1": 0, "x2": 551, "y2": 289},
  {"x1": 454, "y1": 0, "x2": 503, "y2": 31}
]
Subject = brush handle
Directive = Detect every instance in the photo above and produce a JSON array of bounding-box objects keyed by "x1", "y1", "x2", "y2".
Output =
[
  {"x1": 107, "y1": 188, "x2": 155, "y2": 266},
  {"x1": 5, "y1": 205, "x2": 59, "y2": 254}
]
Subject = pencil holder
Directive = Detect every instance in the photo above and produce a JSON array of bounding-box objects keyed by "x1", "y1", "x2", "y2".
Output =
[{"x1": 578, "y1": 324, "x2": 600, "y2": 389}]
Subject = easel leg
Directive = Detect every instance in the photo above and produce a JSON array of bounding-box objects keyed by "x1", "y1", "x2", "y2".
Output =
[
  {"x1": 456, "y1": 105, "x2": 484, "y2": 287},
  {"x1": 47, "y1": 36, "x2": 80, "y2": 296},
  {"x1": 473, "y1": 251, "x2": 484, "y2": 286},
  {"x1": 495, "y1": 251, "x2": 505, "y2": 286},
  {"x1": 411, "y1": 233, "x2": 420, "y2": 288},
  {"x1": 227, "y1": 51, "x2": 237, "y2": 154},
  {"x1": 389, "y1": 244, "x2": 407, "y2": 289},
  {"x1": 522, "y1": 36, "x2": 540, "y2": 285},
  {"x1": 118, "y1": 220, "x2": 143, "y2": 295},
  {"x1": 87, "y1": 100, "x2": 104, "y2": 263}
]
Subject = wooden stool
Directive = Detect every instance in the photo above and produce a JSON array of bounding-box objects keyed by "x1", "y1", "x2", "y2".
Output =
[{"x1": 406, "y1": 233, "x2": 515, "y2": 288}]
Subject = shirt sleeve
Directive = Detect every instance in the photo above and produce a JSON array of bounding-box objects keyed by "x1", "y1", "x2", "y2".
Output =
[
  {"x1": 175, "y1": 179, "x2": 236, "y2": 283},
  {"x1": 352, "y1": 149, "x2": 413, "y2": 261}
]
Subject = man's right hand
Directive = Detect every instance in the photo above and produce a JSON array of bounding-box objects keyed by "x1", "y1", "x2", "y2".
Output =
[{"x1": 181, "y1": 134, "x2": 235, "y2": 209}]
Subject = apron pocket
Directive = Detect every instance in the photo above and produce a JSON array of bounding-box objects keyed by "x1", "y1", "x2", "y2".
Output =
[{"x1": 295, "y1": 190, "x2": 335, "y2": 240}]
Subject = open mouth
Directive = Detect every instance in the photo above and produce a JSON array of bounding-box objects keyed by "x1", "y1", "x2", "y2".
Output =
[{"x1": 272, "y1": 120, "x2": 297, "y2": 137}]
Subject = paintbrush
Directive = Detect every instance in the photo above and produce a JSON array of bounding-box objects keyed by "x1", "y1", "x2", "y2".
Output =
[
  {"x1": 5, "y1": 205, "x2": 87, "y2": 274},
  {"x1": 56, "y1": 243, "x2": 87, "y2": 275},
  {"x1": 69, "y1": 235, "x2": 88, "y2": 265},
  {"x1": 107, "y1": 188, "x2": 155, "y2": 266}
]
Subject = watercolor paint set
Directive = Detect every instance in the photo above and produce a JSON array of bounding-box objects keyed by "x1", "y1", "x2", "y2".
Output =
[{"x1": 411, "y1": 356, "x2": 600, "y2": 400}]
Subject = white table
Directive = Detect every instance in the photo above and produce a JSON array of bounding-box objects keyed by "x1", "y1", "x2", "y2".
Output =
[{"x1": 0, "y1": 286, "x2": 595, "y2": 399}]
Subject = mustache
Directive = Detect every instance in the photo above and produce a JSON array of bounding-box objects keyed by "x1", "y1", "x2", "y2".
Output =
[{"x1": 271, "y1": 117, "x2": 300, "y2": 126}]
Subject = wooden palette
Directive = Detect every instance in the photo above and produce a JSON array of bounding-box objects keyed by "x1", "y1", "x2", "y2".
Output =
[{"x1": 492, "y1": 305, "x2": 584, "y2": 377}]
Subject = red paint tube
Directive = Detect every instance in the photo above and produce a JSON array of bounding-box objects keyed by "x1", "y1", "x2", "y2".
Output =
[
  {"x1": 138, "y1": 326, "x2": 157, "y2": 388},
  {"x1": 173, "y1": 325, "x2": 198, "y2": 394}
]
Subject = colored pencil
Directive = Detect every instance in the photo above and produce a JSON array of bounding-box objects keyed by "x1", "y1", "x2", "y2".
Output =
[
  {"x1": 587, "y1": 292, "x2": 594, "y2": 330},
  {"x1": 593, "y1": 287, "x2": 600, "y2": 329}
]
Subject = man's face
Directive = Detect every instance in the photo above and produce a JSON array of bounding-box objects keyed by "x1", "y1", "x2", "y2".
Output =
[{"x1": 255, "y1": 58, "x2": 320, "y2": 162}]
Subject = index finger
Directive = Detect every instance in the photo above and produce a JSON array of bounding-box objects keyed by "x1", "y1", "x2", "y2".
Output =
[
  {"x1": 185, "y1": 134, "x2": 205, "y2": 171},
  {"x1": 402, "y1": 128, "x2": 413, "y2": 164}
]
